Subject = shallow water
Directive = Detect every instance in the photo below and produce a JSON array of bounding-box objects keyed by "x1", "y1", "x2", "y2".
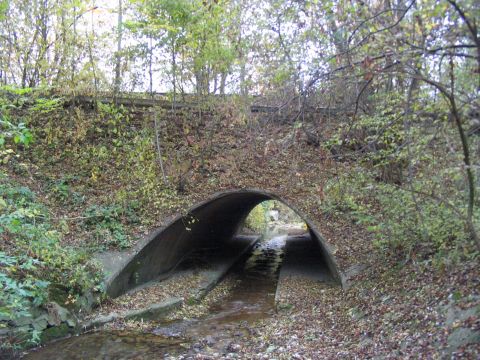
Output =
[
  {"x1": 22, "y1": 331, "x2": 186, "y2": 359},
  {"x1": 24, "y1": 234, "x2": 287, "y2": 359},
  {"x1": 157, "y1": 235, "x2": 286, "y2": 341}
]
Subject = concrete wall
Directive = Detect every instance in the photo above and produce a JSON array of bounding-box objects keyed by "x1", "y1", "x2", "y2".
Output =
[{"x1": 106, "y1": 189, "x2": 342, "y2": 298}]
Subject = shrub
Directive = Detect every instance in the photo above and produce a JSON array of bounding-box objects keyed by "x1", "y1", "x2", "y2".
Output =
[
  {"x1": 0, "y1": 174, "x2": 103, "y2": 345},
  {"x1": 82, "y1": 204, "x2": 134, "y2": 249},
  {"x1": 0, "y1": 252, "x2": 50, "y2": 322},
  {"x1": 321, "y1": 170, "x2": 472, "y2": 260}
]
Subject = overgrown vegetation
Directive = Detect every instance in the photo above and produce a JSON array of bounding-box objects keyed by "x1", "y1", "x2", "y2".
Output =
[
  {"x1": 0, "y1": 173, "x2": 103, "y2": 347},
  {"x1": 82, "y1": 204, "x2": 137, "y2": 250},
  {"x1": 0, "y1": 94, "x2": 107, "y2": 349},
  {"x1": 322, "y1": 169, "x2": 476, "y2": 262},
  {"x1": 0, "y1": 0, "x2": 478, "y2": 356},
  {"x1": 321, "y1": 89, "x2": 479, "y2": 263}
]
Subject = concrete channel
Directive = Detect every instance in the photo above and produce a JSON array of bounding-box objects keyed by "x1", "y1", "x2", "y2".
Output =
[
  {"x1": 84, "y1": 235, "x2": 260, "y2": 329},
  {"x1": 275, "y1": 233, "x2": 334, "y2": 308}
]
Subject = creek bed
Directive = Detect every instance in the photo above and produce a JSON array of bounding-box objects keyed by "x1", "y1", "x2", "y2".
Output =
[
  {"x1": 24, "y1": 234, "x2": 287, "y2": 359},
  {"x1": 24, "y1": 231, "x2": 334, "y2": 359}
]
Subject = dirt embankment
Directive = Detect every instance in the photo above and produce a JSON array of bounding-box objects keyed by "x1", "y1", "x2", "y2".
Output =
[{"x1": 6, "y1": 102, "x2": 479, "y2": 358}]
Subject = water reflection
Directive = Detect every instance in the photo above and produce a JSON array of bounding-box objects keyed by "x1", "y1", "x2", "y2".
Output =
[{"x1": 23, "y1": 331, "x2": 185, "y2": 359}]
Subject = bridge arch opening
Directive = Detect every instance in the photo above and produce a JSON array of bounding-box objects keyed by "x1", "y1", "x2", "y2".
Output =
[{"x1": 106, "y1": 189, "x2": 342, "y2": 298}]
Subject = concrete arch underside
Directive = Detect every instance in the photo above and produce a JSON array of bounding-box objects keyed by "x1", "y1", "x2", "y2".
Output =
[{"x1": 106, "y1": 189, "x2": 342, "y2": 298}]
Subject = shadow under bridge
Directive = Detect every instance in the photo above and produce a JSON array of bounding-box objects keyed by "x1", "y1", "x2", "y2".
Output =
[{"x1": 106, "y1": 189, "x2": 342, "y2": 298}]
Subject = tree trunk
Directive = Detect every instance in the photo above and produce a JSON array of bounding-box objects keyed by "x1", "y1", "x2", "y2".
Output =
[
  {"x1": 114, "y1": 0, "x2": 123, "y2": 97},
  {"x1": 220, "y1": 71, "x2": 227, "y2": 96}
]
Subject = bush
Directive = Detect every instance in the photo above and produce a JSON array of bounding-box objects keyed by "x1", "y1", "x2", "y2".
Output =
[
  {"x1": 0, "y1": 109, "x2": 33, "y2": 165},
  {"x1": 0, "y1": 174, "x2": 102, "y2": 345},
  {"x1": 0, "y1": 252, "x2": 50, "y2": 322},
  {"x1": 370, "y1": 183, "x2": 468, "y2": 257},
  {"x1": 82, "y1": 204, "x2": 135, "y2": 250},
  {"x1": 321, "y1": 170, "x2": 472, "y2": 260}
]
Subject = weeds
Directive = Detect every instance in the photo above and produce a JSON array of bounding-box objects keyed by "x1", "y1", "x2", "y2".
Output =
[
  {"x1": 82, "y1": 203, "x2": 137, "y2": 250},
  {"x1": 0, "y1": 174, "x2": 102, "y2": 346}
]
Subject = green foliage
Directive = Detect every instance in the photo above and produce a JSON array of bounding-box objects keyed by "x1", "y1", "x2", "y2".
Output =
[
  {"x1": 0, "y1": 252, "x2": 50, "y2": 322},
  {"x1": 27, "y1": 99, "x2": 180, "y2": 228},
  {"x1": 50, "y1": 179, "x2": 73, "y2": 203},
  {"x1": 0, "y1": 176, "x2": 102, "y2": 294},
  {"x1": 321, "y1": 170, "x2": 473, "y2": 260},
  {"x1": 47, "y1": 176, "x2": 84, "y2": 206},
  {"x1": 131, "y1": 0, "x2": 237, "y2": 94},
  {"x1": 324, "y1": 94, "x2": 407, "y2": 168},
  {"x1": 118, "y1": 127, "x2": 184, "y2": 215},
  {"x1": 0, "y1": 174, "x2": 102, "y2": 345},
  {"x1": 0, "y1": 85, "x2": 33, "y2": 96},
  {"x1": 370, "y1": 185, "x2": 467, "y2": 255},
  {"x1": 0, "y1": 95, "x2": 34, "y2": 167},
  {"x1": 0, "y1": 117, "x2": 33, "y2": 150},
  {"x1": 0, "y1": 181, "x2": 43, "y2": 236},
  {"x1": 95, "y1": 102, "x2": 132, "y2": 146},
  {"x1": 321, "y1": 79, "x2": 480, "y2": 261},
  {"x1": 244, "y1": 201, "x2": 274, "y2": 233},
  {"x1": 82, "y1": 204, "x2": 136, "y2": 250},
  {"x1": 321, "y1": 170, "x2": 378, "y2": 231},
  {"x1": 0, "y1": 1, "x2": 8, "y2": 21},
  {"x1": 30, "y1": 97, "x2": 64, "y2": 114}
]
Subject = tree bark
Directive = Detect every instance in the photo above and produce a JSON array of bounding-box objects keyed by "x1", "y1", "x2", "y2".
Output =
[{"x1": 114, "y1": 0, "x2": 123, "y2": 97}]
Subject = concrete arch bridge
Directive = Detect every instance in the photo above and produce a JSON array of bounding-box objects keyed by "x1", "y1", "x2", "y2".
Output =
[{"x1": 105, "y1": 189, "x2": 343, "y2": 298}]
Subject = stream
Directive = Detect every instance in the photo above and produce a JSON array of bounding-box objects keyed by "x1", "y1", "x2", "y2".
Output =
[{"x1": 24, "y1": 234, "x2": 287, "y2": 359}]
